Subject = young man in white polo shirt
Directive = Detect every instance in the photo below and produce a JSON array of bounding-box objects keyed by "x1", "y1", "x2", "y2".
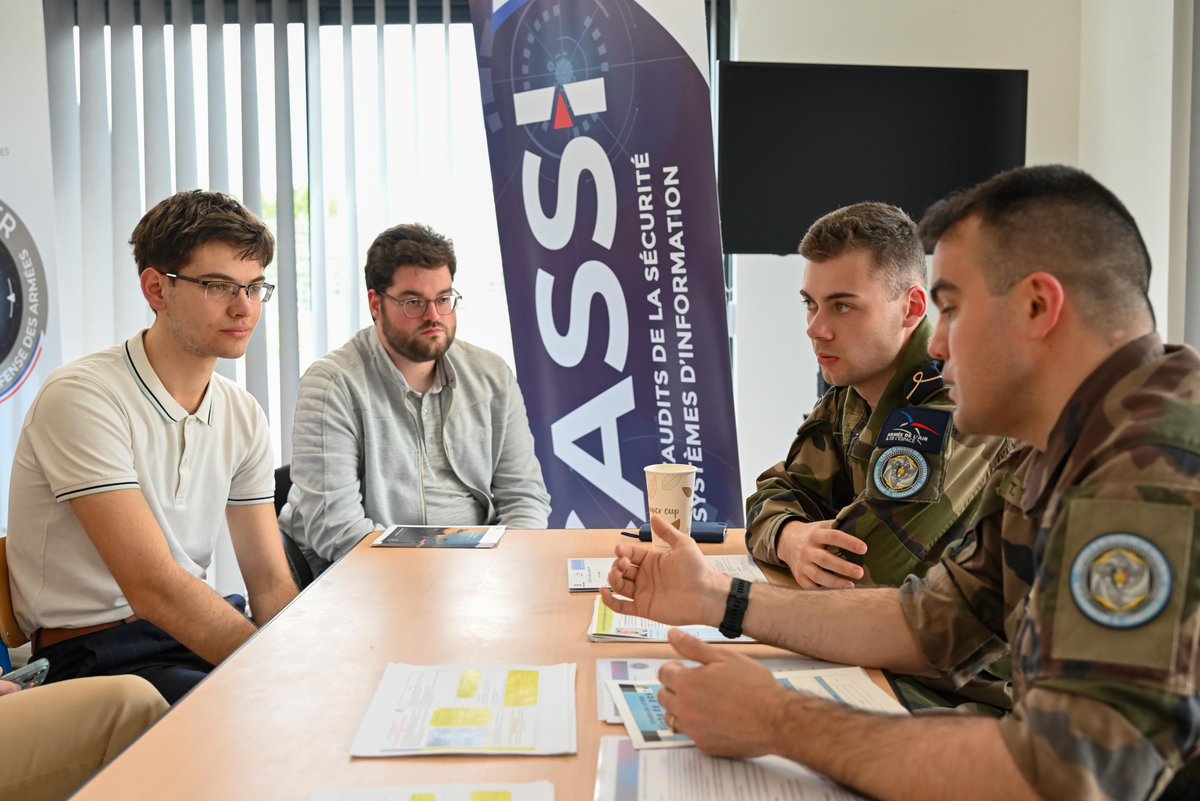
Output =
[{"x1": 6, "y1": 190, "x2": 298, "y2": 703}]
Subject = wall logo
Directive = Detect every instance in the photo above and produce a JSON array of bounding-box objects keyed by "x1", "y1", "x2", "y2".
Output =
[
  {"x1": 514, "y1": 78, "x2": 607, "y2": 130},
  {"x1": 0, "y1": 199, "x2": 47, "y2": 402}
]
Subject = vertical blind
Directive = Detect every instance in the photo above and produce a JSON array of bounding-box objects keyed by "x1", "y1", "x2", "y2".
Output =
[{"x1": 40, "y1": 0, "x2": 513, "y2": 473}]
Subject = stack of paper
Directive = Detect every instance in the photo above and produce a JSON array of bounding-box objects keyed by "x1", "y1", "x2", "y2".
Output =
[
  {"x1": 350, "y1": 663, "x2": 577, "y2": 757},
  {"x1": 568, "y1": 555, "x2": 768, "y2": 592},
  {"x1": 587, "y1": 597, "x2": 754, "y2": 644},
  {"x1": 310, "y1": 782, "x2": 555, "y2": 801}
]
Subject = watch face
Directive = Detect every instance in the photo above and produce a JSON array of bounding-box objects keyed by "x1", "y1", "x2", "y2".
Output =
[{"x1": 0, "y1": 199, "x2": 47, "y2": 401}]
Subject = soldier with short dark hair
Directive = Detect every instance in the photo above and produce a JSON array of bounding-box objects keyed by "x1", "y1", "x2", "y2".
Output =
[
  {"x1": 746, "y1": 202, "x2": 1009, "y2": 591},
  {"x1": 602, "y1": 165, "x2": 1200, "y2": 801}
]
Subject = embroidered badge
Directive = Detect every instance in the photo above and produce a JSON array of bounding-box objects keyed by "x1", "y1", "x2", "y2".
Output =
[
  {"x1": 1069, "y1": 533, "x2": 1172, "y2": 629},
  {"x1": 876, "y1": 408, "x2": 951, "y2": 454},
  {"x1": 903, "y1": 360, "x2": 945, "y2": 404},
  {"x1": 872, "y1": 446, "x2": 929, "y2": 499}
]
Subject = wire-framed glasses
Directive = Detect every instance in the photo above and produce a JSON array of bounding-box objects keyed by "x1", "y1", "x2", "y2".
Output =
[
  {"x1": 378, "y1": 289, "x2": 462, "y2": 318},
  {"x1": 157, "y1": 270, "x2": 275, "y2": 304}
]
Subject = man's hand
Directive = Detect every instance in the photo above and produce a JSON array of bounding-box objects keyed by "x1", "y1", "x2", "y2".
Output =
[
  {"x1": 657, "y1": 629, "x2": 789, "y2": 758},
  {"x1": 600, "y1": 514, "x2": 730, "y2": 627},
  {"x1": 777, "y1": 518, "x2": 867, "y2": 589},
  {"x1": 0, "y1": 680, "x2": 20, "y2": 697}
]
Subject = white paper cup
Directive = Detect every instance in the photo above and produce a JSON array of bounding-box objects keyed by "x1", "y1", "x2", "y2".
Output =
[{"x1": 644, "y1": 463, "x2": 697, "y2": 550}]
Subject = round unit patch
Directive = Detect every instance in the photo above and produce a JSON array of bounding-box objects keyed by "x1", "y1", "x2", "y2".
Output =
[
  {"x1": 0, "y1": 198, "x2": 48, "y2": 402},
  {"x1": 1070, "y1": 533, "x2": 1172, "y2": 629},
  {"x1": 872, "y1": 446, "x2": 929, "y2": 499}
]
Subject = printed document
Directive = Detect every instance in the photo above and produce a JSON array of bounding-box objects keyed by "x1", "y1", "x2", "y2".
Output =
[
  {"x1": 568, "y1": 555, "x2": 768, "y2": 592},
  {"x1": 310, "y1": 781, "x2": 555, "y2": 801},
  {"x1": 594, "y1": 737, "x2": 872, "y2": 801},
  {"x1": 350, "y1": 663, "x2": 576, "y2": 757},
  {"x1": 587, "y1": 597, "x2": 754, "y2": 643},
  {"x1": 595, "y1": 656, "x2": 841, "y2": 723},
  {"x1": 606, "y1": 666, "x2": 904, "y2": 750}
]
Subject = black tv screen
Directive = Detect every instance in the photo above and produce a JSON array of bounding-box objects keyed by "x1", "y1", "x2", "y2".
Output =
[{"x1": 717, "y1": 62, "x2": 1028, "y2": 255}]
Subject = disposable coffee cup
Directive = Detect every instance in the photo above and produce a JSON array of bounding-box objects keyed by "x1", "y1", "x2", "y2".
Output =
[{"x1": 644, "y1": 463, "x2": 697, "y2": 550}]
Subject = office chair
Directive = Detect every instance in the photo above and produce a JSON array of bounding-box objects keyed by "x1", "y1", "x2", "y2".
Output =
[
  {"x1": 275, "y1": 465, "x2": 314, "y2": 591},
  {"x1": 0, "y1": 537, "x2": 29, "y2": 674}
]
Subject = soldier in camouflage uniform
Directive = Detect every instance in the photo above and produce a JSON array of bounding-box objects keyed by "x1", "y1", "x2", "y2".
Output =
[
  {"x1": 601, "y1": 164, "x2": 1198, "y2": 800},
  {"x1": 745, "y1": 203, "x2": 1008, "y2": 590}
]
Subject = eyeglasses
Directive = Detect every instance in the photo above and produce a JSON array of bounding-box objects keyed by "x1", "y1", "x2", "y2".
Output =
[
  {"x1": 378, "y1": 289, "x2": 462, "y2": 318},
  {"x1": 157, "y1": 270, "x2": 275, "y2": 304}
]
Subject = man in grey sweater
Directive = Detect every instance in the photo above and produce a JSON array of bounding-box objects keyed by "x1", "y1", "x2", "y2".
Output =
[{"x1": 281, "y1": 223, "x2": 551, "y2": 575}]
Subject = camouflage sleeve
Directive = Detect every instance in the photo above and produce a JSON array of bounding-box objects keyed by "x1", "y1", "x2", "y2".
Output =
[
  {"x1": 745, "y1": 391, "x2": 850, "y2": 565},
  {"x1": 897, "y1": 480, "x2": 1011, "y2": 686},
  {"x1": 995, "y1": 456, "x2": 1200, "y2": 801},
  {"x1": 838, "y1": 426, "x2": 1011, "y2": 586}
]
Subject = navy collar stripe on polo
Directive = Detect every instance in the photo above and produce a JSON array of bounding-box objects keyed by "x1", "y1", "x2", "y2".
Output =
[
  {"x1": 122, "y1": 335, "x2": 217, "y2": 425},
  {"x1": 124, "y1": 340, "x2": 178, "y2": 422}
]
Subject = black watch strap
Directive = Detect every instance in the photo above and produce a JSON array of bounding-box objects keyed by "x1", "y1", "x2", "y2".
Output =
[{"x1": 719, "y1": 578, "x2": 752, "y2": 639}]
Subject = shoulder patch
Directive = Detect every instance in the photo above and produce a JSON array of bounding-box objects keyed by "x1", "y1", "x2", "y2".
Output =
[
  {"x1": 876, "y1": 407, "x2": 952, "y2": 454},
  {"x1": 1069, "y1": 533, "x2": 1172, "y2": 629},
  {"x1": 872, "y1": 446, "x2": 930, "y2": 499},
  {"x1": 903, "y1": 360, "x2": 945, "y2": 404}
]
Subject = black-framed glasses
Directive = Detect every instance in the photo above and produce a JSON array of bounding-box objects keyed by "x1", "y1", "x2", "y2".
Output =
[
  {"x1": 158, "y1": 270, "x2": 275, "y2": 304},
  {"x1": 378, "y1": 289, "x2": 462, "y2": 318}
]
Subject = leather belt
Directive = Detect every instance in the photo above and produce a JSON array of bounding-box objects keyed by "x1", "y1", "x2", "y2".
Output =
[{"x1": 33, "y1": 614, "x2": 140, "y2": 651}]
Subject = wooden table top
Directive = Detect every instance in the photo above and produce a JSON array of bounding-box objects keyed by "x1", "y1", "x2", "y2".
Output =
[{"x1": 71, "y1": 529, "x2": 889, "y2": 800}]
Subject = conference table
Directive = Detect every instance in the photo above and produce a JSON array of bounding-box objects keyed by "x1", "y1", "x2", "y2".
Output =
[{"x1": 71, "y1": 529, "x2": 895, "y2": 800}]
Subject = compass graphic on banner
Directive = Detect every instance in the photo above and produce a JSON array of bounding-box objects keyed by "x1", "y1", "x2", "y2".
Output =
[
  {"x1": 480, "y1": 0, "x2": 639, "y2": 161},
  {"x1": 0, "y1": 199, "x2": 48, "y2": 402}
]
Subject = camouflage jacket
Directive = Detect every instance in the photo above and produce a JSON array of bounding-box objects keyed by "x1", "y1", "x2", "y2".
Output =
[
  {"x1": 745, "y1": 317, "x2": 1010, "y2": 586},
  {"x1": 900, "y1": 334, "x2": 1200, "y2": 800}
]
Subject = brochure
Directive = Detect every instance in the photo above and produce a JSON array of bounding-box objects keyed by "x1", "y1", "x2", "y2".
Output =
[
  {"x1": 587, "y1": 597, "x2": 754, "y2": 644},
  {"x1": 568, "y1": 555, "x2": 768, "y2": 592},
  {"x1": 594, "y1": 736, "x2": 872, "y2": 801},
  {"x1": 310, "y1": 782, "x2": 555, "y2": 801},
  {"x1": 350, "y1": 663, "x2": 576, "y2": 757},
  {"x1": 606, "y1": 666, "x2": 905, "y2": 750},
  {"x1": 595, "y1": 656, "x2": 841, "y2": 723},
  {"x1": 371, "y1": 525, "x2": 506, "y2": 549}
]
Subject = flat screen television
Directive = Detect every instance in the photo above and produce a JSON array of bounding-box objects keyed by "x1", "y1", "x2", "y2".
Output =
[{"x1": 716, "y1": 61, "x2": 1028, "y2": 255}]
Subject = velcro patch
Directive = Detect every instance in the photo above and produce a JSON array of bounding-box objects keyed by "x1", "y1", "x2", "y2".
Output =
[{"x1": 875, "y1": 407, "x2": 952, "y2": 454}]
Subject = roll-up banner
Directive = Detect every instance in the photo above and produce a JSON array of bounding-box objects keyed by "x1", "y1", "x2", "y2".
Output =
[
  {"x1": 0, "y1": 1, "x2": 60, "y2": 528},
  {"x1": 469, "y1": 0, "x2": 742, "y2": 528}
]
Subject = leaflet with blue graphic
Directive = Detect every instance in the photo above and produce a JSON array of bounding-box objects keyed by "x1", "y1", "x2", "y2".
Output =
[
  {"x1": 594, "y1": 736, "x2": 872, "y2": 801},
  {"x1": 608, "y1": 666, "x2": 905, "y2": 750},
  {"x1": 595, "y1": 656, "x2": 841, "y2": 723}
]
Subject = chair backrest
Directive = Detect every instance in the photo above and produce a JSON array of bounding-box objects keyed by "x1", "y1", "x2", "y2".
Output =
[
  {"x1": 274, "y1": 465, "x2": 314, "y2": 591},
  {"x1": 0, "y1": 538, "x2": 29, "y2": 648}
]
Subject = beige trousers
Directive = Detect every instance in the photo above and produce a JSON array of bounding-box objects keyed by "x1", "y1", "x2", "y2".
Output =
[{"x1": 0, "y1": 675, "x2": 167, "y2": 801}]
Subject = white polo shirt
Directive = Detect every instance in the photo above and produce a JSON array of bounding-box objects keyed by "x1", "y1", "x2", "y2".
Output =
[{"x1": 7, "y1": 331, "x2": 275, "y2": 633}]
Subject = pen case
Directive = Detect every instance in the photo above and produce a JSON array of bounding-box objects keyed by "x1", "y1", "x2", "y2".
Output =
[{"x1": 635, "y1": 521, "x2": 728, "y2": 543}]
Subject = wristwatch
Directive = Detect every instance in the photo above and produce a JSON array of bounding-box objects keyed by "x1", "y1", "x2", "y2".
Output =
[{"x1": 719, "y1": 577, "x2": 752, "y2": 639}]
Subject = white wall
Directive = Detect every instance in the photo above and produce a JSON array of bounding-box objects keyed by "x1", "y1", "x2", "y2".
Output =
[
  {"x1": 729, "y1": 0, "x2": 1087, "y2": 502},
  {"x1": 1078, "y1": 0, "x2": 1181, "y2": 338}
]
